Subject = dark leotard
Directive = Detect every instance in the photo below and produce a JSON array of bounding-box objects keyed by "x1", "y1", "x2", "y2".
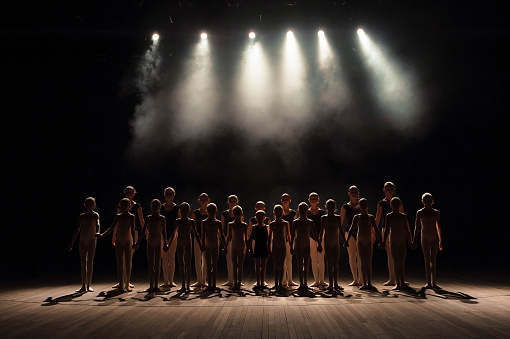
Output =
[
  {"x1": 342, "y1": 203, "x2": 361, "y2": 240},
  {"x1": 282, "y1": 210, "x2": 297, "y2": 233},
  {"x1": 193, "y1": 209, "x2": 208, "y2": 239},
  {"x1": 251, "y1": 225, "x2": 269, "y2": 258},
  {"x1": 377, "y1": 200, "x2": 392, "y2": 232},
  {"x1": 307, "y1": 209, "x2": 326, "y2": 241},
  {"x1": 161, "y1": 203, "x2": 180, "y2": 236},
  {"x1": 222, "y1": 210, "x2": 236, "y2": 236}
]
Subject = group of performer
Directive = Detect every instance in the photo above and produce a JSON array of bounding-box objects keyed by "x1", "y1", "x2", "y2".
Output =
[{"x1": 68, "y1": 182, "x2": 443, "y2": 294}]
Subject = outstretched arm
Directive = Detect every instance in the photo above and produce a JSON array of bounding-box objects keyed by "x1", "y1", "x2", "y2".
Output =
[{"x1": 99, "y1": 216, "x2": 118, "y2": 239}]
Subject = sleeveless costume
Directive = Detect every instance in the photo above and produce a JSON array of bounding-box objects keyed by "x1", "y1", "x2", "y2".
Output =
[{"x1": 251, "y1": 225, "x2": 269, "y2": 258}]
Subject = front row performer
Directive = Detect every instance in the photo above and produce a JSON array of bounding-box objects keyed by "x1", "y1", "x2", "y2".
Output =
[
  {"x1": 226, "y1": 205, "x2": 248, "y2": 291},
  {"x1": 269, "y1": 205, "x2": 290, "y2": 290},
  {"x1": 201, "y1": 203, "x2": 227, "y2": 292}
]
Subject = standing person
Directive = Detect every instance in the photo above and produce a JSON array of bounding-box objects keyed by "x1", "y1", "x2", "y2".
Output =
[
  {"x1": 248, "y1": 211, "x2": 270, "y2": 290},
  {"x1": 169, "y1": 203, "x2": 198, "y2": 293},
  {"x1": 340, "y1": 185, "x2": 362, "y2": 286},
  {"x1": 375, "y1": 181, "x2": 405, "y2": 286},
  {"x1": 307, "y1": 192, "x2": 327, "y2": 287},
  {"x1": 112, "y1": 186, "x2": 144, "y2": 289},
  {"x1": 191, "y1": 193, "x2": 210, "y2": 288},
  {"x1": 413, "y1": 193, "x2": 443, "y2": 289},
  {"x1": 221, "y1": 195, "x2": 240, "y2": 287},
  {"x1": 321, "y1": 199, "x2": 348, "y2": 292},
  {"x1": 133, "y1": 199, "x2": 167, "y2": 292},
  {"x1": 160, "y1": 187, "x2": 180, "y2": 288},
  {"x1": 68, "y1": 197, "x2": 100, "y2": 293},
  {"x1": 226, "y1": 205, "x2": 248, "y2": 291},
  {"x1": 281, "y1": 193, "x2": 298, "y2": 287},
  {"x1": 346, "y1": 198, "x2": 382, "y2": 290},
  {"x1": 98, "y1": 198, "x2": 135, "y2": 292},
  {"x1": 248, "y1": 201, "x2": 271, "y2": 287},
  {"x1": 201, "y1": 203, "x2": 227, "y2": 291},
  {"x1": 268, "y1": 205, "x2": 290, "y2": 290},
  {"x1": 290, "y1": 202, "x2": 321, "y2": 291}
]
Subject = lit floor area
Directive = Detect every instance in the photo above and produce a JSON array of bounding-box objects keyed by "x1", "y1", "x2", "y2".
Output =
[{"x1": 1, "y1": 271, "x2": 509, "y2": 338}]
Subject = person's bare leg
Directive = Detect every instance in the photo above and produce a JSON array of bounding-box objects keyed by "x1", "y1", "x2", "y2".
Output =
[
  {"x1": 303, "y1": 248, "x2": 310, "y2": 288},
  {"x1": 430, "y1": 240, "x2": 440, "y2": 288},
  {"x1": 261, "y1": 258, "x2": 267, "y2": 287},
  {"x1": 309, "y1": 238, "x2": 319, "y2": 286},
  {"x1": 421, "y1": 240, "x2": 432, "y2": 288},
  {"x1": 296, "y1": 250, "x2": 304, "y2": 289},
  {"x1": 85, "y1": 241, "x2": 96, "y2": 291},
  {"x1": 318, "y1": 238, "x2": 326, "y2": 286},
  {"x1": 161, "y1": 237, "x2": 170, "y2": 286},
  {"x1": 332, "y1": 245, "x2": 340, "y2": 289},
  {"x1": 347, "y1": 236, "x2": 359, "y2": 286},
  {"x1": 204, "y1": 249, "x2": 212, "y2": 289},
  {"x1": 147, "y1": 245, "x2": 155, "y2": 290},
  {"x1": 115, "y1": 243, "x2": 125, "y2": 291},
  {"x1": 223, "y1": 243, "x2": 233, "y2": 285},
  {"x1": 154, "y1": 246, "x2": 162, "y2": 291},
  {"x1": 201, "y1": 250, "x2": 208, "y2": 286},
  {"x1": 284, "y1": 241, "x2": 296, "y2": 286},
  {"x1": 192, "y1": 238, "x2": 203, "y2": 286},
  {"x1": 124, "y1": 244, "x2": 133, "y2": 291},
  {"x1": 177, "y1": 246, "x2": 186, "y2": 291},
  {"x1": 325, "y1": 247, "x2": 334, "y2": 291},
  {"x1": 185, "y1": 246, "x2": 192, "y2": 290},
  {"x1": 384, "y1": 236, "x2": 396, "y2": 285},
  {"x1": 211, "y1": 248, "x2": 218, "y2": 289},
  {"x1": 77, "y1": 241, "x2": 88, "y2": 292},
  {"x1": 168, "y1": 239, "x2": 177, "y2": 287},
  {"x1": 238, "y1": 251, "x2": 245, "y2": 288}
]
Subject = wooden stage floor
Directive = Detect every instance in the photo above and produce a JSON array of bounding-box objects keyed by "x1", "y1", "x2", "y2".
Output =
[{"x1": 1, "y1": 271, "x2": 509, "y2": 338}]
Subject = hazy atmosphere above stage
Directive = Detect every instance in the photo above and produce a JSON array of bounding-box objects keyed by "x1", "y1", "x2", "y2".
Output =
[{"x1": 1, "y1": 1, "x2": 508, "y2": 279}]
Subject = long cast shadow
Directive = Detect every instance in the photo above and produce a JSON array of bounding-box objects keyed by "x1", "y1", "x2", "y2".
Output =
[
  {"x1": 430, "y1": 288, "x2": 478, "y2": 303},
  {"x1": 42, "y1": 291, "x2": 86, "y2": 306}
]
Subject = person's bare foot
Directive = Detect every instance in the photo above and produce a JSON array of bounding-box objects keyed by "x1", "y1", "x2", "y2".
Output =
[
  {"x1": 87, "y1": 287, "x2": 94, "y2": 292},
  {"x1": 423, "y1": 283, "x2": 433, "y2": 289},
  {"x1": 115, "y1": 286, "x2": 125, "y2": 292},
  {"x1": 288, "y1": 281, "x2": 299, "y2": 286},
  {"x1": 240, "y1": 282, "x2": 245, "y2": 286},
  {"x1": 391, "y1": 285, "x2": 401, "y2": 290},
  {"x1": 170, "y1": 282, "x2": 177, "y2": 287},
  {"x1": 383, "y1": 280, "x2": 395, "y2": 286},
  {"x1": 432, "y1": 284, "x2": 442, "y2": 290},
  {"x1": 191, "y1": 282, "x2": 200, "y2": 287},
  {"x1": 125, "y1": 286, "x2": 132, "y2": 292},
  {"x1": 359, "y1": 285, "x2": 370, "y2": 290},
  {"x1": 222, "y1": 281, "x2": 233, "y2": 286},
  {"x1": 177, "y1": 287, "x2": 186, "y2": 293},
  {"x1": 319, "y1": 281, "x2": 329, "y2": 287},
  {"x1": 348, "y1": 281, "x2": 360, "y2": 286},
  {"x1": 309, "y1": 281, "x2": 320, "y2": 287},
  {"x1": 112, "y1": 283, "x2": 121, "y2": 289},
  {"x1": 76, "y1": 286, "x2": 86, "y2": 293}
]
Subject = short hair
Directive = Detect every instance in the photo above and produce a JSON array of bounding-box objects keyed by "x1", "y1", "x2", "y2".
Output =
[
  {"x1": 390, "y1": 197, "x2": 401, "y2": 209},
  {"x1": 298, "y1": 202, "x2": 309, "y2": 213},
  {"x1": 228, "y1": 195, "x2": 239, "y2": 203},
  {"x1": 180, "y1": 202, "x2": 190, "y2": 212},
  {"x1": 422, "y1": 193, "x2": 433, "y2": 203},
  {"x1": 348, "y1": 185, "x2": 358, "y2": 192},
  {"x1": 255, "y1": 201, "x2": 266, "y2": 207},
  {"x1": 384, "y1": 182, "x2": 396, "y2": 189},
  {"x1": 198, "y1": 193, "x2": 209, "y2": 201},
  {"x1": 281, "y1": 193, "x2": 291, "y2": 200},
  {"x1": 233, "y1": 205, "x2": 243, "y2": 216},
  {"x1": 124, "y1": 186, "x2": 136, "y2": 194},
  {"x1": 151, "y1": 199, "x2": 162, "y2": 209},
  {"x1": 309, "y1": 192, "x2": 319, "y2": 199},
  {"x1": 359, "y1": 198, "x2": 368, "y2": 209},
  {"x1": 255, "y1": 210, "x2": 266, "y2": 217},
  {"x1": 273, "y1": 204, "x2": 283, "y2": 215},
  {"x1": 119, "y1": 198, "x2": 131, "y2": 208},
  {"x1": 325, "y1": 199, "x2": 336, "y2": 209},
  {"x1": 164, "y1": 187, "x2": 175, "y2": 196},
  {"x1": 207, "y1": 203, "x2": 217, "y2": 214},
  {"x1": 84, "y1": 197, "x2": 96, "y2": 208}
]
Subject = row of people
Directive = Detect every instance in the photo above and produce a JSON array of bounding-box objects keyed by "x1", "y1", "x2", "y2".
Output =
[{"x1": 68, "y1": 183, "x2": 443, "y2": 293}]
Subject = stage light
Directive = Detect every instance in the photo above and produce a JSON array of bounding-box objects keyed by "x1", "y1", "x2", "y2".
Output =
[
  {"x1": 287, "y1": 31, "x2": 294, "y2": 38},
  {"x1": 318, "y1": 30, "x2": 324, "y2": 37},
  {"x1": 152, "y1": 33, "x2": 159, "y2": 41},
  {"x1": 357, "y1": 28, "x2": 364, "y2": 35},
  {"x1": 249, "y1": 32, "x2": 256, "y2": 39},
  {"x1": 201, "y1": 32, "x2": 208, "y2": 40}
]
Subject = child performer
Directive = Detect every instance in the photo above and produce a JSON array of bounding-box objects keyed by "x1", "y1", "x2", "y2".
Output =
[
  {"x1": 340, "y1": 185, "x2": 362, "y2": 286},
  {"x1": 269, "y1": 205, "x2": 290, "y2": 290},
  {"x1": 375, "y1": 182, "x2": 404, "y2": 286},
  {"x1": 191, "y1": 193, "x2": 210, "y2": 288},
  {"x1": 290, "y1": 202, "x2": 321, "y2": 291},
  {"x1": 281, "y1": 193, "x2": 298, "y2": 287},
  {"x1": 99, "y1": 198, "x2": 135, "y2": 292},
  {"x1": 169, "y1": 202, "x2": 198, "y2": 293},
  {"x1": 221, "y1": 195, "x2": 239, "y2": 286},
  {"x1": 346, "y1": 198, "x2": 382, "y2": 290},
  {"x1": 248, "y1": 211, "x2": 270, "y2": 289},
  {"x1": 68, "y1": 197, "x2": 100, "y2": 292},
  {"x1": 248, "y1": 201, "x2": 271, "y2": 286},
  {"x1": 226, "y1": 205, "x2": 248, "y2": 290},
  {"x1": 133, "y1": 199, "x2": 167, "y2": 292},
  {"x1": 160, "y1": 187, "x2": 180, "y2": 288},
  {"x1": 201, "y1": 203, "x2": 227, "y2": 291},
  {"x1": 307, "y1": 192, "x2": 326, "y2": 287},
  {"x1": 413, "y1": 193, "x2": 443, "y2": 289},
  {"x1": 321, "y1": 199, "x2": 348, "y2": 292},
  {"x1": 383, "y1": 197, "x2": 412, "y2": 290}
]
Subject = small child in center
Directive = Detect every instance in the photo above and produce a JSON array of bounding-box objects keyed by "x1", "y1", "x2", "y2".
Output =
[
  {"x1": 383, "y1": 197, "x2": 412, "y2": 290},
  {"x1": 68, "y1": 197, "x2": 100, "y2": 293},
  {"x1": 413, "y1": 193, "x2": 443, "y2": 289},
  {"x1": 133, "y1": 199, "x2": 167, "y2": 292},
  {"x1": 268, "y1": 205, "x2": 290, "y2": 290},
  {"x1": 320, "y1": 199, "x2": 348, "y2": 292},
  {"x1": 346, "y1": 198, "x2": 382, "y2": 290},
  {"x1": 201, "y1": 203, "x2": 227, "y2": 291},
  {"x1": 226, "y1": 205, "x2": 248, "y2": 290},
  {"x1": 248, "y1": 210, "x2": 270, "y2": 289}
]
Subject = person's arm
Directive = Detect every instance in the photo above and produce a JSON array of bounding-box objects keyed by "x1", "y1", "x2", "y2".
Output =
[
  {"x1": 436, "y1": 211, "x2": 443, "y2": 250},
  {"x1": 244, "y1": 223, "x2": 249, "y2": 251},
  {"x1": 137, "y1": 207, "x2": 145, "y2": 228},
  {"x1": 339, "y1": 217, "x2": 348, "y2": 245},
  {"x1": 200, "y1": 221, "x2": 205, "y2": 251},
  {"x1": 161, "y1": 217, "x2": 168, "y2": 249},
  {"x1": 96, "y1": 213, "x2": 100, "y2": 234},
  {"x1": 346, "y1": 215, "x2": 357, "y2": 244},
  {"x1": 375, "y1": 204, "x2": 383, "y2": 228},
  {"x1": 99, "y1": 215, "x2": 118, "y2": 240},
  {"x1": 319, "y1": 217, "x2": 325, "y2": 244},
  {"x1": 68, "y1": 218, "x2": 82, "y2": 251},
  {"x1": 285, "y1": 221, "x2": 290, "y2": 243},
  {"x1": 219, "y1": 222, "x2": 227, "y2": 250},
  {"x1": 310, "y1": 222, "x2": 322, "y2": 252},
  {"x1": 404, "y1": 216, "x2": 412, "y2": 246},
  {"x1": 340, "y1": 207, "x2": 346, "y2": 230},
  {"x1": 268, "y1": 224, "x2": 273, "y2": 256},
  {"x1": 226, "y1": 222, "x2": 232, "y2": 246},
  {"x1": 370, "y1": 216, "x2": 382, "y2": 244},
  {"x1": 192, "y1": 220, "x2": 201, "y2": 247},
  {"x1": 134, "y1": 221, "x2": 148, "y2": 249},
  {"x1": 289, "y1": 222, "x2": 296, "y2": 255},
  {"x1": 168, "y1": 222, "x2": 177, "y2": 246},
  {"x1": 130, "y1": 215, "x2": 136, "y2": 243},
  {"x1": 413, "y1": 211, "x2": 421, "y2": 249},
  {"x1": 383, "y1": 217, "x2": 390, "y2": 245}
]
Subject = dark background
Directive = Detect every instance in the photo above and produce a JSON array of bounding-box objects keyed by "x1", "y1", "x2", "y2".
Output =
[{"x1": 1, "y1": 1, "x2": 508, "y2": 280}]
